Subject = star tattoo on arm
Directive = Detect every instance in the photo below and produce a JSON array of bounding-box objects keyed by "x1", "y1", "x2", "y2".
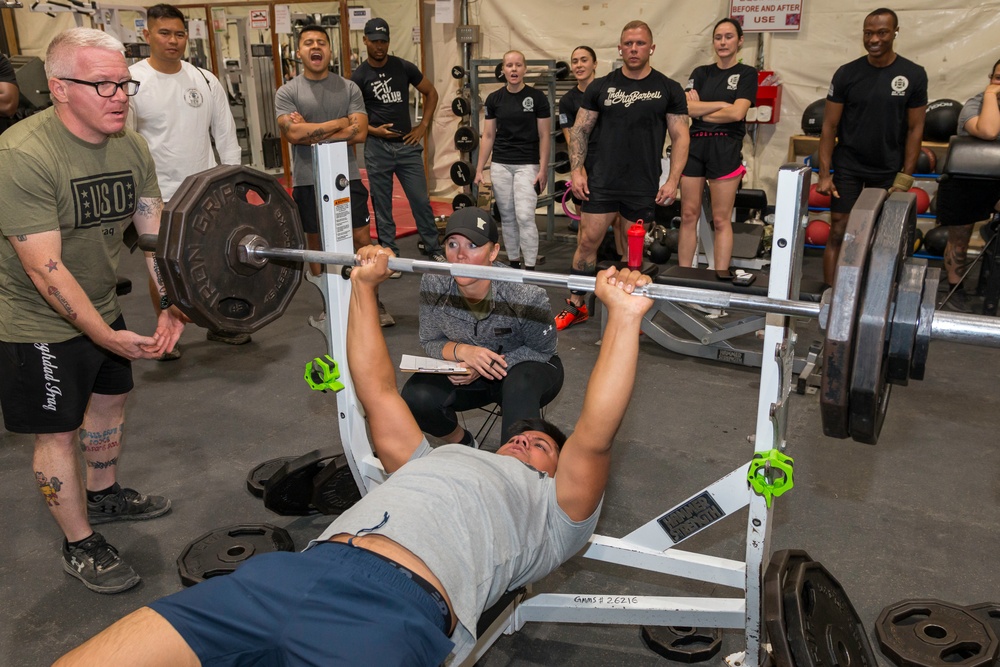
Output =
[{"x1": 45, "y1": 259, "x2": 59, "y2": 272}]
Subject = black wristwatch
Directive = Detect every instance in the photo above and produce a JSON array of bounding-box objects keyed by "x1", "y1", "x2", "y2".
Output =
[{"x1": 160, "y1": 294, "x2": 172, "y2": 311}]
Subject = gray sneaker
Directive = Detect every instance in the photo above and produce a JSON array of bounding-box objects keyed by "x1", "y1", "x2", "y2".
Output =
[
  {"x1": 378, "y1": 300, "x2": 396, "y2": 327},
  {"x1": 940, "y1": 288, "x2": 972, "y2": 313},
  {"x1": 206, "y1": 330, "x2": 252, "y2": 345},
  {"x1": 87, "y1": 483, "x2": 171, "y2": 525},
  {"x1": 63, "y1": 532, "x2": 140, "y2": 594}
]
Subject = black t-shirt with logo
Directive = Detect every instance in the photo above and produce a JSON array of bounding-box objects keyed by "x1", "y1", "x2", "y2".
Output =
[
  {"x1": 351, "y1": 56, "x2": 423, "y2": 140},
  {"x1": 687, "y1": 62, "x2": 757, "y2": 139},
  {"x1": 827, "y1": 55, "x2": 928, "y2": 176},
  {"x1": 581, "y1": 67, "x2": 687, "y2": 196},
  {"x1": 484, "y1": 85, "x2": 551, "y2": 165}
]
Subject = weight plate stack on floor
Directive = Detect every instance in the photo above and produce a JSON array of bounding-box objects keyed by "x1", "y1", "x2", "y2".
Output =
[
  {"x1": 177, "y1": 524, "x2": 295, "y2": 587},
  {"x1": 640, "y1": 625, "x2": 722, "y2": 663},
  {"x1": 246, "y1": 455, "x2": 299, "y2": 498},
  {"x1": 263, "y1": 448, "x2": 340, "y2": 516},
  {"x1": 875, "y1": 599, "x2": 1000, "y2": 667},
  {"x1": 311, "y1": 453, "x2": 363, "y2": 515}
]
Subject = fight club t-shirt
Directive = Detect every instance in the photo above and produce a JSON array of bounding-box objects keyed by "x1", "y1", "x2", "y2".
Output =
[{"x1": 351, "y1": 56, "x2": 423, "y2": 140}]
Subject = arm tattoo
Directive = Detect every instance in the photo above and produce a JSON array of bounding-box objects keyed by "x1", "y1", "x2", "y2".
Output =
[
  {"x1": 137, "y1": 197, "x2": 164, "y2": 219},
  {"x1": 346, "y1": 117, "x2": 360, "y2": 140},
  {"x1": 16, "y1": 234, "x2": 26, "y2": 242},
  {"x1": 45, "y1": 259, "x2": 58, "y2": 272},
  {"x1": 46, "y1": 286, "x2": 77, "y2": 321},
  {"x1": 569, "y1": 110, "x2": 598, "y2": 171},
  {"x1": 666, "y1": 113, "x2": 690, "y2": 130}
]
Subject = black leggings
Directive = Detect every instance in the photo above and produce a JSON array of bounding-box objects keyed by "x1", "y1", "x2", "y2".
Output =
[{"x1": 401, "y1": 356, "x2": 564, "y2": 442}]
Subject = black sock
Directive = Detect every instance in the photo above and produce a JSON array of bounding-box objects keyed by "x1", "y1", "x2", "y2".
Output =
[
  {"x1": 458, "y1": 429, "x2": 475, "y2": 446},
  {"x1": 87, "y1": 485, "x2": 115, "y2": 502},
  {"x1": 66, "y1": 533, "x2": 95, "y2": 549},
  {"x1": 510, "y1": 260, "x2": 521, "y2": 269},
  {"x1": 524, "y1": 265, "x2": 535, "y2": 271}
]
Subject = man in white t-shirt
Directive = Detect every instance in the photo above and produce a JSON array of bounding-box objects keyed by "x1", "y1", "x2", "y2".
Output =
[{"x1": 128, "y1": 3, "x2": 246, "y2": 355}]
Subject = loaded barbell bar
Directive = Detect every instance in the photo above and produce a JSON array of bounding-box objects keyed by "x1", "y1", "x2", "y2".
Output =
[{"x1": 232, "y1": 233, "x2": 1000, "y2": 348}]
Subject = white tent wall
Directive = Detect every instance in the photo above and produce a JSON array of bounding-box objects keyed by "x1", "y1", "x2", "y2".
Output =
[{"x1": 8, "y1": 1, "x2": 1000, "y2": 201}]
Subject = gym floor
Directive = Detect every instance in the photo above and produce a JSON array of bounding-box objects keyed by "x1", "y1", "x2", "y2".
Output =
[{"x1": 1, "y1": 218, "x2": 998, "y2": 667}]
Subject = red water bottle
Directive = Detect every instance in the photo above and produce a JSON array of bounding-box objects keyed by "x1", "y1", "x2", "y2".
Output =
[{"x1": 627, "y1": 221, "x2": 645, "y2": 270}]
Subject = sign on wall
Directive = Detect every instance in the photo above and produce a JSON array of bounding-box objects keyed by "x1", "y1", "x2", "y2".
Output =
[
  {"x1": 730, "y1": 1, "x2": 803, "y2": 32},
  {"x1": 249, "y1": 9, "x2": 269, "y2": 30}
]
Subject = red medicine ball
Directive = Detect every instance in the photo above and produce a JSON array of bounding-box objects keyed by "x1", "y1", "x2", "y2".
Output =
[
  {"x1": 806, "y1": 219, "x2": 831, "y2": 246},
  {"x1": 909, "y1": 187, "x2": 930, "y2": 214},
  {"x1": 808, "y1": 183, "x2": 831, "y2": 209}
]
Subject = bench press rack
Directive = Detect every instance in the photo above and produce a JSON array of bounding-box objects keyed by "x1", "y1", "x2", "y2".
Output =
[{"x1": 303, "y1": 142, "x2": 810, "y2": 667}]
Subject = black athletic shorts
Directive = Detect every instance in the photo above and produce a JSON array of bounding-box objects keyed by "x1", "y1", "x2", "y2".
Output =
[
  {"x1": 0, "y1": 315, "x2": 133, "y2": 434},
  {"x1": 682, "y1": 133, "x2": 746, "y2": 180},
  {"x1": 935, "y1": 176, "x2": 1000, "y2": 227},
  {"x1": 292, "y1": 180, "x2": 371, "y2": 234},
  {"x1": 580, "y1": 189, "x2": 655, "y2": 223},
  {"x1": 830, "y1": 170, "x2": 895, "y2": 215}
]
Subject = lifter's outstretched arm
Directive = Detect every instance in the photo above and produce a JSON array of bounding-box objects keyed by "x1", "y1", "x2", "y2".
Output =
[
  {"x1": 554, "y1": 267, "x2": 654, "y2": 521},
  {"x1": 347, "y1": 246, "x2": 425, "y2": 474}
]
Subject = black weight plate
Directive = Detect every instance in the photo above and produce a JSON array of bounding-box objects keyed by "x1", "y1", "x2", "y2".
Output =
[
  {"x1": 311, "y1": 453, "x2": 363, "y2": 514},
  {"x1": 848, "y1": 191, "x2": 914, "y2": 444},
  {"x1": 875, "y1": 599, "x2": 999, "y2": 667},
  {"x1": 451, "y1": 97, "x2": 470, "y2": 117},
  {"x1": 553, "y1": 150, "x2": 570, "y2": 174},
  {"x1": 911, "y1": 267, "x2": 939, "y2": 381},
  {"x1": 887, "y1": 258, "x2": 926, "y2": 386},
  {"x1": 454, "y1": 126, "x2": 479, "y2": 153},
  {"x1": 263, "y1": 448, "x2": 338, "y2": 515},
  {"x1": 452, "y1": 193, "x2": 475, "y2": 211},
  {"x1": 246, "y1": 455, "x2": 298, "y2": 498},
  {"x1": 156, "y1": 165, "x2": 304, "y2": 335},
  {"x1": 640, "y1": 626, "x2": 722, "y2": 663},
  {"x1": 450, "y1": 161, "x2": 473, "y2": 186},
  {"x1": 555, "y1": 60, "x2": 570, "y2": 80},
  {"x1": 967, "y1": 603, "x2": 1000, "y2": 646},
  {"x1": 451, "y1": 65, "x2": 466, "y2": 79},
  {"x1": 783, "y1": 560, "x2": 878, "y2": 667},
  {"x1": 494, "y1": 61, "x2": 505, "y2": 81},
  {"x1": 763, "y1": 549, "x2": 813, "y2": 667},
  {"x1": 177, "y1": 523, "x2": 294, "y2": 587},
  {"x1": 821, "y1": 188, "x2": 886, "y2": 439}
]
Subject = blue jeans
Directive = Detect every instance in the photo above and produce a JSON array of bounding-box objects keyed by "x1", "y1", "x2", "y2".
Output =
[{"x1": 365, "y1": 137, "x2": 443, "y2": 256}]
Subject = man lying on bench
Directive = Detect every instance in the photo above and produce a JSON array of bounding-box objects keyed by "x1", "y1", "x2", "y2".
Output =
[{"x1": 55, "y1": 246, "x2": 655, "y2": 667}]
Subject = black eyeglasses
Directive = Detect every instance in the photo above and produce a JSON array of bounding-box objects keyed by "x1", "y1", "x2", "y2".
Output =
[{"x1": 60, "y1": 78, "x2": 141, "y2": 98}]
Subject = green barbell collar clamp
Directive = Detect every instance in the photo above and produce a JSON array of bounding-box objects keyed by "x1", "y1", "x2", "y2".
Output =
[
  {"x1": 304, "y1": 355, "x2": 345, "y2": 393},
  {"x1": 747, "y1": 449, "x2": 794, "y2": 508}
]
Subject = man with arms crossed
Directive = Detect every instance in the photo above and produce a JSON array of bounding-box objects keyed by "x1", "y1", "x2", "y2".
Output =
[
  {"x1": 55, "y1": 254, "x2": 654, "y2": 665},
  {"x1": 129, "y1": 3, "x2": 246, "y2": 354},
  {"x1": 0, "y1": 28, "x2": 185, "y2": 594},
  {"x1": 557, "y1": 19, "x2": 689, "y2": 330}
]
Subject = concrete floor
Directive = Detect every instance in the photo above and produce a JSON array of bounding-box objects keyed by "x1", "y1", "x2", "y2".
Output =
[{"x1": 2, "y1": 219, "x2": 998, "y2": 667}]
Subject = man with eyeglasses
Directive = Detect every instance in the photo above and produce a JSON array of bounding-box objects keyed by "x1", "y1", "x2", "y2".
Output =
[
  {"x1": 0, "y1": 28, "x2": 185, "y2": 594},
  {"x1": 815, "y1": 7, "x2": 927, "y2": 286},
  {"x1": 128, "y1": 3, "x2": 244, "y2": 356}
]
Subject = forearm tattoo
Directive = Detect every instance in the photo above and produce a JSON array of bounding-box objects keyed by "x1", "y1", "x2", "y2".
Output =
[
  {"x1": 569, "y1": 111, "x2": 597, "y2": 171},
  {"x1": 46, "y1": 286, "x2": 77, "y2": 321},
  {"x1": 137, "y1": 197, "x2": 164, "y2": 219}
]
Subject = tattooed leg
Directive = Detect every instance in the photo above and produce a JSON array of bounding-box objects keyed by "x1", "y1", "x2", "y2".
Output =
[
  {"x1": 944, "y1": 224, "x2": 974, "y2": 286},
  {"x1": 80, "y1": 393, "x2": 128, "y2": 492},
  {"x1": 34, "y1": 431, "x2": 91, "y2": 541}
]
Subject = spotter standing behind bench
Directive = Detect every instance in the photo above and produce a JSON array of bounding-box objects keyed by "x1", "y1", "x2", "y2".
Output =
[{"x1": 56, "y1": 249, "x2": 654, "y2": 666}]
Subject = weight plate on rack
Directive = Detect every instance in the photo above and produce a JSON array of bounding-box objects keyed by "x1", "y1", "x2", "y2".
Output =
[{"x1": 763, "y1": 548, "x2": 813, "y2": 667}]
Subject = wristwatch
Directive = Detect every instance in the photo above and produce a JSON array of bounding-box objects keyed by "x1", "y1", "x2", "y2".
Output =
[{"x1": 160, "y1": 294, "x2": 172, "y2": 311}]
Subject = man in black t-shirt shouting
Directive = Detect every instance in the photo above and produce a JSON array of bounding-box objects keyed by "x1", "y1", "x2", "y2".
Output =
[
  {"x1": 816, "y1": 7, "x2": 927, "y2": 286},
  {"x1": 351, "y1": 18, "x2": 445, "y2": 261},
  {"x1": 556, "y1": 20, "x2": 689, "y2": 330}
]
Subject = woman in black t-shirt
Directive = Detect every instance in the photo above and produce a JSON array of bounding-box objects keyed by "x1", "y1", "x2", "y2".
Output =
[
  {"x1": 558, "y1": 46, "x2": 598, "y2": 145},
  {"x1": 678, "y1": 18, "x2": 757, "y2": 277},
  {"x1": 475, "y1": 50, "x2": 551, "y2": 270}
]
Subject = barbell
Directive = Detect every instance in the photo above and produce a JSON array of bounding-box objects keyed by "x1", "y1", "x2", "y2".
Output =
[{"x1": 138, "y1": 166, "x2": 1000, "y2": 445}]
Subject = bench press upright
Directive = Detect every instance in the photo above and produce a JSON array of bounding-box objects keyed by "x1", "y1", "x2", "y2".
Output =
[{"x1": 309, "y1": 142, "x2": 807, "y2": 666}]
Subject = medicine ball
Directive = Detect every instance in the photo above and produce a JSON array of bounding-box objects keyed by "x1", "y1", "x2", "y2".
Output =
[
  {"x1": 801, "y1": 99, "x2": 826, "y2": 135},
  {"x1": 916, "y1": 146, "x2": 937, "y2": 174},
  {"x1": 806, "y1": 219, "x2": 830, "y2": 246},
  {"x1": 909, "y1": 186, "x2": 930, "y2": 214},
  {"x1": 928, "y1": 192, "x2": 938, "y2": 215},
  {"x1": 913, "y1": 227, "x2": 924, "y2": 253},
  {"x1": 922, "y1": 225, "x2": 948, "y2": 256},
  {"x1": 808, "y1": 183, "x2": 831, "y2": 209},
  {"x1": 923, "y1": 99, "x2": 962, "y2": 143}
]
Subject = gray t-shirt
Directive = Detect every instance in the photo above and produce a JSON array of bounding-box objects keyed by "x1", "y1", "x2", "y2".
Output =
[
  {"x1": 958, "y1": 92, "x2": 1000, "y2": 141},
  {"x1": 311, "y1": 440, "x2": 601, "y2": 664},
  {"x1": 274, "y1": 74, "x2": 366, "y2": 185}
]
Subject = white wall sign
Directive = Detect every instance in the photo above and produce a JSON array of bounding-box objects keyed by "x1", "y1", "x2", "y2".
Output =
[
  {"x1": 730, "y1": 1, "x2": 803, "y2": 32},
  {"x1": 349, "y1": 8, "x2": 371, "y2": 31},
  {"x1": 435, "y1": 0, "x2": 454, "y2": 24},
  {"x1": 274, "y1": 5, "x2": 292, "y2": 34},
  {"x1": 188, "y1": 19, "x2": 207, "y2": 40}
]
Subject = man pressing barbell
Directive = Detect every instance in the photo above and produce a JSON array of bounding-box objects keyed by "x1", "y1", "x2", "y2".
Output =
[{"x1": 55, "y1": 248, "x2": 654, "y2": 665}]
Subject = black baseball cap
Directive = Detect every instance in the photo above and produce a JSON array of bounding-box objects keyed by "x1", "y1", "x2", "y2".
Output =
[
  {"x1": 364, "y1": 18, "x2": 390, "y2": 41},
  {"x1": 444, "y1": 207, "x2": 498, "y2": 246}
]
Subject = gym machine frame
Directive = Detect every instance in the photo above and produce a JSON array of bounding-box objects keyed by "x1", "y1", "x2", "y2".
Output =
[{"x1": 293, "y1": 143, "x2": 1000, "y2": 666}]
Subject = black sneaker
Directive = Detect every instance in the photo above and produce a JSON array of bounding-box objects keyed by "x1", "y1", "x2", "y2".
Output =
[
  {"x1": 87, "y1": 483, "x2": 171, "y2": 525},
  {"x1": 63, "y1": 532, "x2": 140, "y2": 594},
  {"x1": 940, "y1": 288, "x2": 972, "y2": 313}
]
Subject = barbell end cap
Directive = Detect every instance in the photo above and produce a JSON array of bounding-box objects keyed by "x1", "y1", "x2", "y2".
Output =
[{"x1": 137, "y1": 234, "x2": 159, "y2": 253}]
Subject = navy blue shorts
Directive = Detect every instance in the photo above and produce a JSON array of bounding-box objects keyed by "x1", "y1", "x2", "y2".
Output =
[
  {"x1": 293, "y1": 180, "x2": 371, "y2": 234},
  {"x1": 149, "y1": 542, "x2": 455, "y2": 666},
  {"x1": 830, "y1": 170, "x2": 895, "y2": 214},
  {"x1": 0, "y1": 315, "x2": 133, "y2": 433},
  {"x1": 580, "y1": 189, "x2": 655, "y2": 223}
]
